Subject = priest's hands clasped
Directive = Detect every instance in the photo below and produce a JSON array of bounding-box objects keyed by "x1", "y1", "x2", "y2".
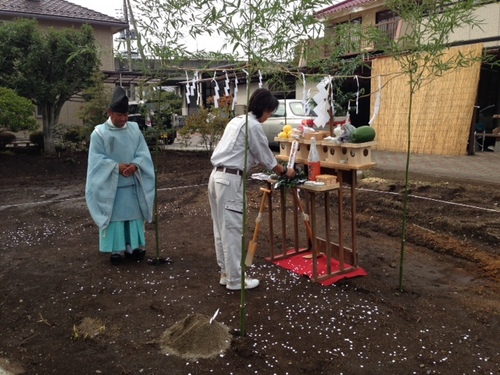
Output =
[{"x1": 119, "y1": 163, "x2": 137, "y2": 177}]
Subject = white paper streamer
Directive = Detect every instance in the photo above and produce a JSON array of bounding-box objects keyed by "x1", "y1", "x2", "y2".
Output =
[
  {"x1": 313, "y1": 77, "x2": 330, "y2": 128},
  {"x1": 190, "y1": 71, "x2": 197, "y2": 97},
  {"x1": 328, "y1": 75, "x2": 334, "y2": 118},
  {"x1": 224, "y1": 70, "x2": 230, "y2": 96},
  {"x1": 213, "y1": 71, "x2": 220, "y2": 108},
  {"x1": 258, "y1": 70, "x2": 263, "y2": 88},
  {"x1": 301, "y1": 72, "x2": 307, "y2": 112},
  {"x1": 368, "y1": 75, "x2": 382, "y2": 125},
  {"x1": 185, "y1": 71, "x2": 190, "y2": 105},
  {"x1": 232, "y1": 75, "x2": 239, "y2": 111},
  {"x1": 355, "y1": 75, "x2": 360, "y2": 114},
  {"x1": 197, "y1": 82, "x2": 202, "y2": 106},
  {"x1": 305, "y1": 88, "x2": 312, "y2": 115},
  {"x1": 345, "y1": 101, "x2": 351, "y2": 125},
  {"x1": 242, "y1": 69, "x2": 249, "y2": 101}
]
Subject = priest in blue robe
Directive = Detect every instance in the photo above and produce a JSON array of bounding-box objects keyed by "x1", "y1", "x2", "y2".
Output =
[{"x1": 85, "y1": 87, "x2": 155, "y2": 265}]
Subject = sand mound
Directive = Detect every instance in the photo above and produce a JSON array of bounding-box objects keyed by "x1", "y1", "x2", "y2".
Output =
[{"x1": 159, "y1": 313, "x2": 232, "y2": 360}]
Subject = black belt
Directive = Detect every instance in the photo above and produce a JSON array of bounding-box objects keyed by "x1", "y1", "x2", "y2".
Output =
[{"x1": 215, "y1": 166, "x2": 243, "y2": 176}]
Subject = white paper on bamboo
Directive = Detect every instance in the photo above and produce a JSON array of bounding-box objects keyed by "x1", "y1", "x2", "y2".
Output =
[
  {"x1": 287, "y1": 141, "x2": 299, "y2": 169},
  {"x1": 369, "y1": 75, "x2": 382, "y2": 125}
]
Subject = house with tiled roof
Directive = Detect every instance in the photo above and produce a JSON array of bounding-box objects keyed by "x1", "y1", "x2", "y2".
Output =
[
  {"x1": 0, "y1": 0, "x2": 128, "y2": 127},
  {"x1": 306, "y1": 0, "x2": 500, "y2": 156}
]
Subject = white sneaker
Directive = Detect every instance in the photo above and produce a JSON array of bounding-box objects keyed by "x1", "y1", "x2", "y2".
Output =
[
  {"x1": 226, "y1": 277, "x2": 259, "y2": 290},
  {"x1": 219, "y1": 273, "x2": 227, "y2": 286}
]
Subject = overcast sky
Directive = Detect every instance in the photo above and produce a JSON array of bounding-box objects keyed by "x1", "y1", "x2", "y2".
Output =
[
  {"x1": 67, "y1": 0, "x2": 345, "y2": 19},
  {"x1": 67, "y1": 0, "x2": 124, "y2": 19},
  {"x1": 66, "y1": 0, "x2": 345, "y2": 53}
]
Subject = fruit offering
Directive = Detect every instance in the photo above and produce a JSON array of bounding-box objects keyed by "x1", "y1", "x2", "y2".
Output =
[
  {"x1": 278, "y1": 131, "x2": 288, "y2": 138},
  {"x1": 277, "y1": 124, "x2": 294, "y2": 138}
]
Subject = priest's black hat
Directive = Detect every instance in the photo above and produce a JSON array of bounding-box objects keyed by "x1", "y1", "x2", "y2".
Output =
[{"x1": 109, "y1": 86, "x2": 129, "y2": 113}]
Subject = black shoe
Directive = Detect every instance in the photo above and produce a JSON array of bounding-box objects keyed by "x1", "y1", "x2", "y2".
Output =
[
  {"x1": 110, "y1": 253, "x2": 122, "y2": 265},
  {"x1": 125, "y1": 249, "x2": 146, "y2": 261}
]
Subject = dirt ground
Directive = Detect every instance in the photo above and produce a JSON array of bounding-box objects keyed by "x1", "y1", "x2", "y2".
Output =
[{"x1": 0, "y1": 148, "x2": 499, "y2": 375}]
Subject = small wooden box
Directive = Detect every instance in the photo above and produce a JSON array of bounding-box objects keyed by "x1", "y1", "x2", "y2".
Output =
[
  {"x1": 304, "y1": 131, "x2": 325, "y2": 141},
  {"x1": 296, "y1": 141, "x2": 309, "y2": 161},
  {"x1": 317, "y1": 143, "x2": 329, "y2": 162},
  {"x1": 341, "y1": 142, "x2": 376, "y2": 167},
  {"x1": 322, "y1": 142, "x2": 344, "y2": 164},
  {"x1": 275, "y1": 137, "x2": 291, "y2": 157},
  {"x1": 315, "y1": 174, "x2": 337, "y2": 186},
  {"x1": 297, "y1": 139, "x2": 325, "y2": 162}
]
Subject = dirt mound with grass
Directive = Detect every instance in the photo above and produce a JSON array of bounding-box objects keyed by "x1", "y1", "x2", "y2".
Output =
[{"x1": 159, "y1": 313, "x2": 232, "y2": 360}]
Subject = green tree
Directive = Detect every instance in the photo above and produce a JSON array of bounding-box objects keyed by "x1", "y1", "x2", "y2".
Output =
[
  {"x1": 78, "y1": 72, "x2": 113, "y2": 131},
  {"x1": 0, "y1": 87, "x2": 37, "y2": 133},
  {"x1": 179, "y1": 96, "x2": 231, "y2": 152},
  {"x1": 149, "y1": 90, "x2": 182, "y2": 141},
  {"x1": 0, "y1": 19, "x2": 100, "y2": 154},
  {"x1": 145, "y1": 90, "x2": 183, "y2": 128},
  {"x1": 136, "y1": 0, "x2": 331, "y2": 336},
  {"x1": 363, "y1": 0, "x2": 486, "y2": 291}
]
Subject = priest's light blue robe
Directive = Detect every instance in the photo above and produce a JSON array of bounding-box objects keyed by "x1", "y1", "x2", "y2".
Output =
[{"x1": 85, "y1": 120, "x2": 155, "y2": 253}]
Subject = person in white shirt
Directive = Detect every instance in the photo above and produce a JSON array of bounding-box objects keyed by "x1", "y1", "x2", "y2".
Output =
[{"x1": 208, "y1": 88, "x2": 296, "y2": 290}]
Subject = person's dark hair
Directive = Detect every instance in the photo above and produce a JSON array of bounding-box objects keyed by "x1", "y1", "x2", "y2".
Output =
[{"x1": 248, "y1": 88, "x2": 279, "y2": 119}]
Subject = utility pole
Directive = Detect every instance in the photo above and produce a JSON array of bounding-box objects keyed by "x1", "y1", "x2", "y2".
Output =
[{"x1": 123, "y1": 0, "x2": 135, "y2": 100}]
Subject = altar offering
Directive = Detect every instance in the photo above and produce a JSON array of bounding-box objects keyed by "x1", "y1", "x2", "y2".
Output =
[{"x1": 315, "y1": 174, "x2": 337, "y2": 186}]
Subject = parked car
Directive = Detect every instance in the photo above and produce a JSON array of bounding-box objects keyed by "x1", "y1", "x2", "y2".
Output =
[
  {"x1": 262, "y1": 99, "x2": 346, "y2": 148},
  {"x1": 128, "y1": 101, "x2": 176, "y2": 145},
  {"x1": 261, "y1": 99, "x2": 316, "y2": 148}
]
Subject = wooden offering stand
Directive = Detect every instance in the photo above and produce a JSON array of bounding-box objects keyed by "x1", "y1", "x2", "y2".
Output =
[{"x1": 264, "y1": 137, "x2": 377, "y2": 283}]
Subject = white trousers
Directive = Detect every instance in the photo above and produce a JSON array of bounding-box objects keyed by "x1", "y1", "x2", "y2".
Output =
[{"x1": 208, "y1": 169, "x2": 243, "y2": 285}]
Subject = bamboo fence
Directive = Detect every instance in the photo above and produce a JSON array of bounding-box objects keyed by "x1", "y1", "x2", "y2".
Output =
[{"x1": 370, "y1": 44, "x2": 483, "y2": 155}]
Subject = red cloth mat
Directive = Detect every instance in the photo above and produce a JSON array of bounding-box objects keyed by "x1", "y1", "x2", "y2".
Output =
[{"x1": 267, "y1": 250, "x2": 367, "y2": 286}]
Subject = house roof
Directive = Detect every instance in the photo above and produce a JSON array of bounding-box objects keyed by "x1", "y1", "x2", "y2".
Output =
[
  {"x1": 315, "y1": 0, "x2": 378, "y2": 18},
  {"x1": 0, "y1": 0, "x2": 128, "y2": 32}
]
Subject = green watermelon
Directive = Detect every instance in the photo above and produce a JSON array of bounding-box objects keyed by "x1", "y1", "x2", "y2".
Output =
[{"x1": 351, "y1": 126, "x2": 376, "y2": 143}]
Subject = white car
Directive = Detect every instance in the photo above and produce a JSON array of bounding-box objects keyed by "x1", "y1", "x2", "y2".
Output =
[{"x1": 262, "y1": 99, "x2": 316, "y2": 147}]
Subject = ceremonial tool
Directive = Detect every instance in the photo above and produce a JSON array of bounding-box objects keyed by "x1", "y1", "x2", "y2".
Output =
[
  {"x1": 288, "y1": 140, "x2": 299, "y2": 169},
  {"x1": 293, "y1": 189, "x2": 324, "y2": 259},
  {"x1": 274, "y1": 140, "x2": 299, "y2": 189},
  {"x1": 245, "y1": 187, "x2": 271, "y2": 266}
]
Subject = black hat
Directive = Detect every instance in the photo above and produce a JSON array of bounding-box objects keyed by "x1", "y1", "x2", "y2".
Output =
[{"x1": 109, "y1": 86, "x2": 129, "y2": 113}]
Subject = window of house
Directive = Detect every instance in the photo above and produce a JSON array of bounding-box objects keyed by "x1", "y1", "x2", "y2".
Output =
[
  {"x1": 375, "y1": 10, "x2": 400, "y2": 41},
  {"x1": 324, "y1": 17, "x2": 363, "y2": 55}
]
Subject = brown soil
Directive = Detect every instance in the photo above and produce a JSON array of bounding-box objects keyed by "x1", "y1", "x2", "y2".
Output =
[{"x1": 0, "y1": 149, "x2": 499, "y2": 375}]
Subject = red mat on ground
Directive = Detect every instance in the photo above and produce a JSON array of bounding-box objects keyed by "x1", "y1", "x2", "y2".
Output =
[{"x1": 267, "y1": 250, "x2": 367, "y2": 286}]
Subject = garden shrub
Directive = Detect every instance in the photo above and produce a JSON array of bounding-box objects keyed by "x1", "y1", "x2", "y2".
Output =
[
  {"x1": 30, "y1": 131, "x2": 44, "y2": 150},
  {"x1": 0, "y1": 131, "x2": 16, "y2": 149},
  {"x1": 178, "y1": 95, "x2": 232, "y2": 152}
]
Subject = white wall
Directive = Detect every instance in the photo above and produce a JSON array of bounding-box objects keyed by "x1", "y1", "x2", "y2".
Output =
[{"x1": 448, "y1": 2, "x2": 500, "y2": 48}]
